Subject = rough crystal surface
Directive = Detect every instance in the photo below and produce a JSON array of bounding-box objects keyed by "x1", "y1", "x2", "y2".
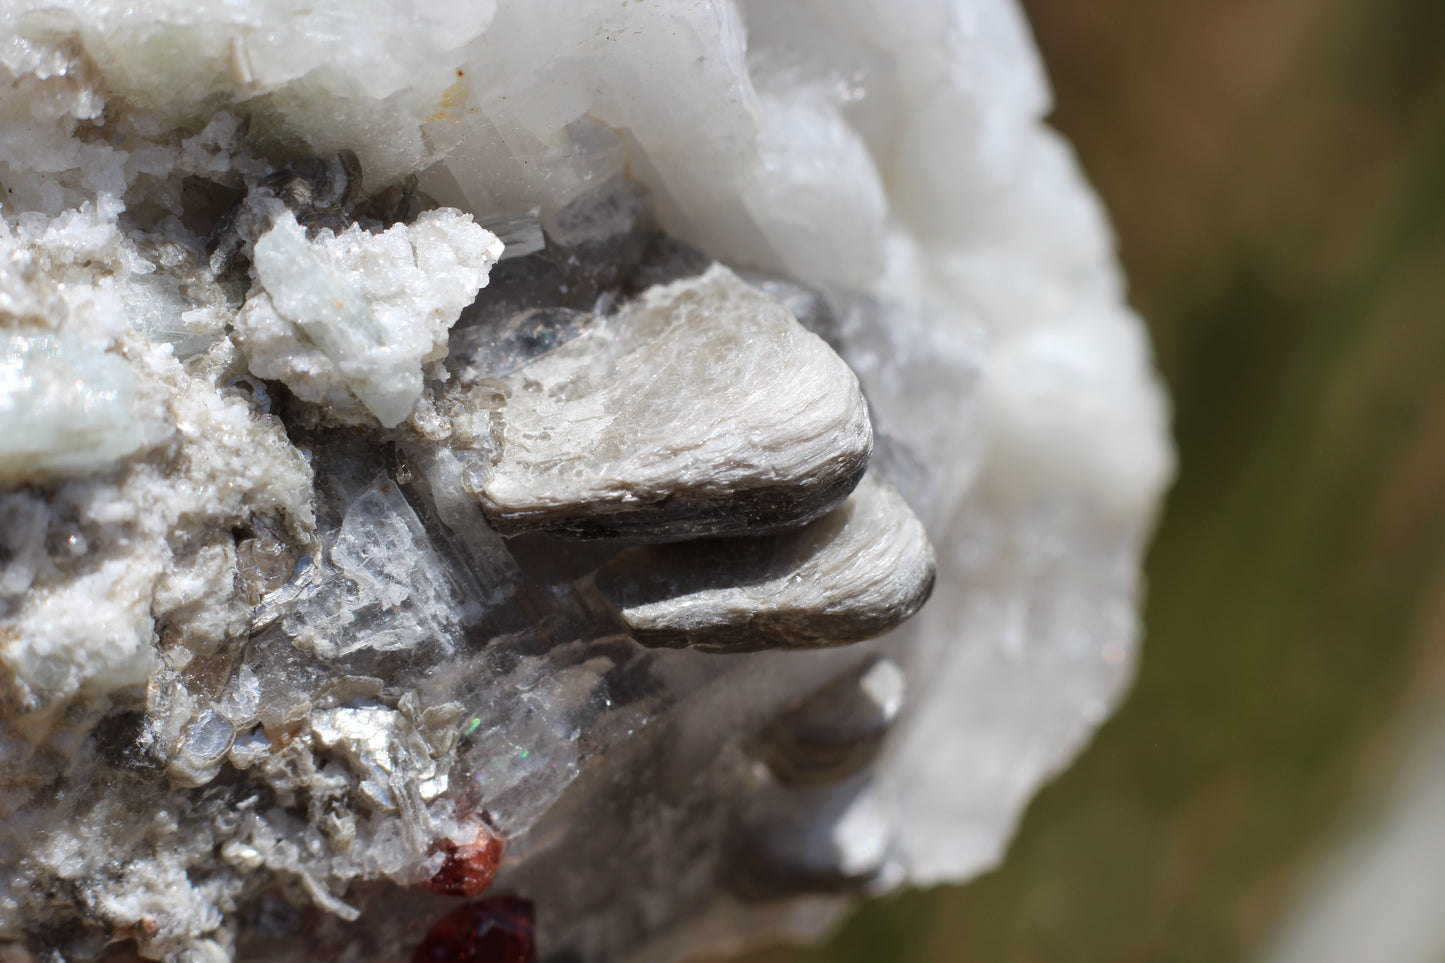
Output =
[{"x1": 0, "y1": 2, "x2": 1172, "y2": 962}]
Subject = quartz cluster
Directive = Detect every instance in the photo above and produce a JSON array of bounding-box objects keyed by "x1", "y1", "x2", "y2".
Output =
[{"x1": 0, "y1": 2, "x2": 1173, "y2": 962}]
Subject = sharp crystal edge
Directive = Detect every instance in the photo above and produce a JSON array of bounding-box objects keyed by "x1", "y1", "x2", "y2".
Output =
[{"x1": 0, "y1": 2, "x2": 1174, "y2": 962}]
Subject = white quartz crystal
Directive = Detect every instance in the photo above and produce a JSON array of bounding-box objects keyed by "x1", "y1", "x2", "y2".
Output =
[{"x1": 0, "y1": 1, "x2": 1172, "y2": 961}]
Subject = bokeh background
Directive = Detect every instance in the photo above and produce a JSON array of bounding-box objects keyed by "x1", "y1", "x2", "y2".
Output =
[{"x1": 745, "y1": 0, "x2": 1445, "y2": 959}]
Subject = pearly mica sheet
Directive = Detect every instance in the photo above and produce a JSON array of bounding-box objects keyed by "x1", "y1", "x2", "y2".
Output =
[
  {"x1": 0, "y1": 1, "x2": 1173, "y2": 962},
  {"x1": 595, "y1": 473, "x2": 934, "y2": 652},
  {"x1": 477, "y1": 265, "x2": 872, "y2": 539}
]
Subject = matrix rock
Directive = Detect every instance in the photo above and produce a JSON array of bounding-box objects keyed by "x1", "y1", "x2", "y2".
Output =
[{"x1": 0, "y1": 2, "x2": 1173, "y2": 962}]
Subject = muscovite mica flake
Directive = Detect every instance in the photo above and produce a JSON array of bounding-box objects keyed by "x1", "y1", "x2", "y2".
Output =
[{"x1": 0, "y1": 2, "x2": 1172, "y2": 962}]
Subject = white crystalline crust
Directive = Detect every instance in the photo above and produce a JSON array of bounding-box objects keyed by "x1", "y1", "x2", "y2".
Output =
[{"x1": 0, "y1": 1, "x2": 1173, "y2": 961}]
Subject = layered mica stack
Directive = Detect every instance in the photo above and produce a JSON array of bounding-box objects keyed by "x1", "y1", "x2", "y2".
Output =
[
  {"x1": 476, "y1": 265, "x2": 873, "y2": 540},
  {"x1": 593, "y1": 473, "x2": 935, "y2": 651},
  {"x1": 0, "y1": 2, "x2": 1172, "y2": 963}
]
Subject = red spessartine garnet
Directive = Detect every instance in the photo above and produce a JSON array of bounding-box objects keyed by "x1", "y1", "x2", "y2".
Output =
[
  {"x1": 421, "y1": 823, "x2": 505, "y2": 898},
  {"x1": 412, "y1": 896, "x2": 536, "y2": 963}
]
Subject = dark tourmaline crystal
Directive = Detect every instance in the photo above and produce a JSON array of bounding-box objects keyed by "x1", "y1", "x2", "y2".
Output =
[{"x1": 412, "y1": 897, "x2": 536, "y2": 963}]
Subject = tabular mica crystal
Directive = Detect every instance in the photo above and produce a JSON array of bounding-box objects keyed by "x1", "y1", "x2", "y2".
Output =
[
  {"x1": 593, "y1": 473, "x2": 934, "y2": 652},
  {"x1": 0, "y1": 1, "x2": 1173, "y2": 962},
  {"x1": 475, "y1": 264, "x2": 873, "y2": 540}
]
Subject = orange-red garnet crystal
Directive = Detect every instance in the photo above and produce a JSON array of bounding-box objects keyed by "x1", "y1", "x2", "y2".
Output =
[{"x1": 422, "y1": 820, "x2": 505, "y2": 898}]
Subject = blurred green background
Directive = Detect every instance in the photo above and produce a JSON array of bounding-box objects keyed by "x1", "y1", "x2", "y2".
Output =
[{"x1": 745, "y1": 0, "x2": 1445, "y2": 959}]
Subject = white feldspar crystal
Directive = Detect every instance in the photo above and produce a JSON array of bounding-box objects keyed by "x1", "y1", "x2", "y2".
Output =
[
  {"x1": 0, "y1": 1, "x2": 1172, "y2": 961},
  {"x1": 0, "y1": 202, "x2": 173, "y2": 485},
  {"x1": 0, "y1": 331, "x2": 164, "y2": 483},
  {"x1": 237, "y1": 208, "x2": 502, "y2": 427}
]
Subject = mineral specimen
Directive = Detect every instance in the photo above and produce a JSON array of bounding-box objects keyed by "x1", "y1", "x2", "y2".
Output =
[
  {"x1": 420, "y1": 822, "x2": 505, "y2": 900},
  {"x1": 475, "y1": 264, "x2": 872, "y2": 540},
  {"x1": 236, "y1": 206, "x2": 503, "y2": 428},
  {"x1": 593, "y1": 473, "x2": 934, "y2": 652},
  {"x1": 0, "y1": 1, "x2": 1173, "y2": 962},
  {"x1": 413, "y1": 897, "x2": 537, "y2": 963}
]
